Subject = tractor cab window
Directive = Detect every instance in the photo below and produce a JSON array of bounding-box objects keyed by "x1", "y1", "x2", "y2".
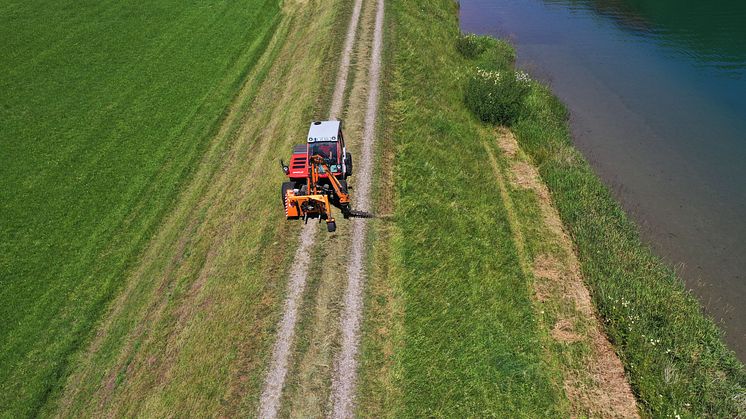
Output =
[
  {"x1": 309, "y1": 142, "x2": 341, "y2": 173},
  {"x1": 309, "y1": 142, "x2": 339, "y2": 161}
]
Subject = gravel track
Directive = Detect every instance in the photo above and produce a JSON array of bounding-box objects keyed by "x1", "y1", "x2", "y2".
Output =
[
  {"x1": 329, "y1": 0, "x2": 385, "y2": 416},
  {"x1": 257, "y1": 0, "x2": 364, "y2": 417}
]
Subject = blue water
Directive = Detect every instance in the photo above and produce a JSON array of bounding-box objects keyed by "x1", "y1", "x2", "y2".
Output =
[{"x1": 460, "y1": 0, "x2": 746, "y2": 359}]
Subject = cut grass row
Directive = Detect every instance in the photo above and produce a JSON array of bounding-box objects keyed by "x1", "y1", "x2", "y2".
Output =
[{"x1": 0, "y1": 0, "x2": 280, "y2": 415}]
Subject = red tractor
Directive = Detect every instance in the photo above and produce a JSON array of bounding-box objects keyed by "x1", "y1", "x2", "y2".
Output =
[{"x1": 280, "y1": 121, "x2": 368, "y2": 232}]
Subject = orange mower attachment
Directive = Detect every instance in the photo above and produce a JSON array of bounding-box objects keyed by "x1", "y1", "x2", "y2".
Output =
[{"x1": 280, "y1": 121, "x2": 372, "y2": 232}]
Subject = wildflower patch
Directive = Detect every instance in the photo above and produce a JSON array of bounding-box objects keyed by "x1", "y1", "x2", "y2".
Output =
[{"x1": 464, "y1": 68, "x2": 531, "y2": 126}]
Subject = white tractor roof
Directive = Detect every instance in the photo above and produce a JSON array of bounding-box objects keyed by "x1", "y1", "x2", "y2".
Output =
[{"x1": 307, "y1": 120, "x2": 340, "y2": 142}]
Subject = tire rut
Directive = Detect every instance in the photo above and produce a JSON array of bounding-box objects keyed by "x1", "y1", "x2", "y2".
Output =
[
  {"x1": 257, "y1": 0, "x2": 365, "y2": 417},
  {"x1": 329, "y1": 0, "x2": 385, "y2": 416}
]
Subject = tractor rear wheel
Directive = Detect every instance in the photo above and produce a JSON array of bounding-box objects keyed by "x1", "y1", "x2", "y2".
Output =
[{"x1": 344, "y1": 152, "x2": 353, "y2": 177}]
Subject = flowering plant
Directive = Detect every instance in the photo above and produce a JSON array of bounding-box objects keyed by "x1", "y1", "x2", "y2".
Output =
[{"x1": 464, "y1": 68, "x2": 531, "y2": 126}]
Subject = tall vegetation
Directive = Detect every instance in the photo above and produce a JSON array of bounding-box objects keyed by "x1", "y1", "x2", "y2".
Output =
[
  {"x1": 461, "y1": 34, "x2": 530, "y2": 126},
  {"x1": 464, "y1": 68, "x2": 531, "y2": 126}
]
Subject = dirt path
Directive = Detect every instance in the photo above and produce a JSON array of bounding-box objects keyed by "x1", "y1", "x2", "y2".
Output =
[
  {"x1": 278, "y1": 0, "x2": 377, "y2": 414},
  {"x1": 329, "y1": 0, "x2": 364, "y2": 120},
  {"x1": 329, "y1": 0, "x2": 384, "y2": 416},
  {"x1": 257, "y1": 0, "x2": 364, "y2": 417}
]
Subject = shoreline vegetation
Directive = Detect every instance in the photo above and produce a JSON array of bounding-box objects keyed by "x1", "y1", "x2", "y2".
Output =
[{"x1": 458, "y1": 19, "x2": 745, "y2": 419}]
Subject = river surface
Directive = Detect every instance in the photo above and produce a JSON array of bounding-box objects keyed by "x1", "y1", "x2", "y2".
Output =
[{"x1": 460, "y1": 0, "x2": 746, "y2": 359}]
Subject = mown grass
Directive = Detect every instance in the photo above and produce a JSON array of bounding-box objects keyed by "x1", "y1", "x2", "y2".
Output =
[
  {"x1": 463, "y1": 32, "x2": 746, "y2": 419},
  {"x1": 359, "y1": 0, "x2": 570, "y2": 415},
  {"x1": 43, "y1": 0, "x2": 353, "y2": 416},
  {"x1": 0, "y1": 1, "x2": 280, "y2": 415}
]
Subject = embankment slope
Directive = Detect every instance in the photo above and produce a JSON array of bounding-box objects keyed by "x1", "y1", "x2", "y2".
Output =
[{"x1": 358, "y1": 0, "x2": 744, "y2": 417}]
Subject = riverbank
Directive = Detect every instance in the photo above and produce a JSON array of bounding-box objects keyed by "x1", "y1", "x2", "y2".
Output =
[
  {"x1": 357, "y1": 0, "x2": 744, "y2": 416},
  {"x1": 510, "y1": 72, "x2": 746, "y2": 414},
  {"x1": 459, "y1": 0, "x2": 746, "y2": 360},
  {"x1": 470, "y1": 13, "x2": 746, "y2": 419}
]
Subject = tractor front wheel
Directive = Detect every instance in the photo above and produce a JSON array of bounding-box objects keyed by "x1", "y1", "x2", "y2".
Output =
[{"x1": 327, "y1": 221, "x2": 337, "y2": 233}]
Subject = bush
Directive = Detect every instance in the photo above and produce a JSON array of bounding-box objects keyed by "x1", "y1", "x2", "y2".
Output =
[
  {"x1": 464, "y1": 68, "x2": 531, "y2": 126},
  {"x1": 455, "y1": 33, "x2": 486, "y2": 58}
]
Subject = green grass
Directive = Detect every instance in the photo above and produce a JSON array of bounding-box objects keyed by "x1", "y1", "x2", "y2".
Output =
[
  {"x1": 371, "y1": 0, "x2": 569, "y2": 415},
  {"x1": 41, "y1": 0, "x2": 352, "y2": 415},
  {"x1": 0, "y1": 1, "x2": 280, "y2": 415},
  {"x1": 464, "y1": 32, "x2": 746, "y2": 418}
]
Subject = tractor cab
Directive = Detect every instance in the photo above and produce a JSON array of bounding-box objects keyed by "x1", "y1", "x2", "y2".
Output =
[{"x1": 283, "y1": 120, "x2": 352, "y2": 182}]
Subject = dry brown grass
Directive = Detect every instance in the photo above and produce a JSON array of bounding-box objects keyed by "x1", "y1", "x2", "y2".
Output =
[{"x1": 495, "y1": 127, "x2": 639, "y2": 418}]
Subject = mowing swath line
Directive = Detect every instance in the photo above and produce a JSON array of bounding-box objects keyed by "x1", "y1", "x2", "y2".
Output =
[
  {"x1": 329, "y1": 0, "x2": 384, "y2": 416},
  {"x1": 329, "y1": 0, "x2": 364, "y2": 120},
  {"x1": 257, "y1": 0, "x2": 364, "y2": 417}
]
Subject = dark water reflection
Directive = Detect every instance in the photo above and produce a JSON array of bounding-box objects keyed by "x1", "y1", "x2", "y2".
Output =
[
  {"x1": 460, "y1": 0, "x2": 746, "y2": 359},
  {"x1": 553, "y1": 0, "x2": 746, "y2": 74}
]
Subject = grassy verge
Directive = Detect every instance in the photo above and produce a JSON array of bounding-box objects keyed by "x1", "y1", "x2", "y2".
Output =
[
  {"x1": 462, "y1": 22, "x2": 746, "y2": 419},
  {"x1": 359, "y1": 0, "x2": 570, "y2": 416},
  {"x1": 0, "y1": 1, "x2": 280, "y2": 415}
]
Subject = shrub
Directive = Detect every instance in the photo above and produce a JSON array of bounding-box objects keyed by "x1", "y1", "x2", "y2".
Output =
[
  {"x1": 464, "y1": 68, "x2": 531, "y2": 126},
  {"x1": 455, "y1": 33, "x2": 486, "y2": 58}
]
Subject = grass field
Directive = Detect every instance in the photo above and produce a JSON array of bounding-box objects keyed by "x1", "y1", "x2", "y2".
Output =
[
  {"x1": 38, "y1": 0, "x2": 354, "y2": 416},
  {"x1": 357, "y1": 0, "x2": 572, "y2": 415},
  {"x1": 0, "y1": 1, "x2": 280, "y2": 415}
]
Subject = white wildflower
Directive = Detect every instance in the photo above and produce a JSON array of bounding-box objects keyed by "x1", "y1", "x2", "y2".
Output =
[{"x1": 515, "y1": 70, "x2": 531, "y2": 83}]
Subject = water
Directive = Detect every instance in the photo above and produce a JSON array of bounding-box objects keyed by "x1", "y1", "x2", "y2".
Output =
[{"x1": 460, "y1": 0, "x2": 746, "y2": 359}]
